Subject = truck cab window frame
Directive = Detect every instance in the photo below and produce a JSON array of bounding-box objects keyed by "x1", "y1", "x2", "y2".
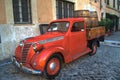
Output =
[
  {"x1": 48, "y1": 21, "x2": 70, "y2": 32},
  {"x1": 71, "y1": 22, "x2": 84, "y2": 32}
]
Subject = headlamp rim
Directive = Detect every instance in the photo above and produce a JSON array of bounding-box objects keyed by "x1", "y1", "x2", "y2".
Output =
[
  {"x1": 32, "y1": 43, "x2": 37, "y2": 50},
  {"x1": 19, "y1": 41, "x2": 24, "y2": 47}
]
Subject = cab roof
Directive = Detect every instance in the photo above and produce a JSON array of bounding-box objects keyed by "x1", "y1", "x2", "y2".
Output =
[{"x1": 51, "y1": 18, "x2": 85, "y2": 22}]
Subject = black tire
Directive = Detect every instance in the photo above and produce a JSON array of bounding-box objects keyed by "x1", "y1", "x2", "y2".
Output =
[
  {"x1": 99, "y1": 36, "x2": 105, "y2": 42},
  {"x1": 44, "y1": 54, "x2": 62, "y2": 79},
  {"x1": 89, "y1": 42, "x2": 97, "y2": 56}
]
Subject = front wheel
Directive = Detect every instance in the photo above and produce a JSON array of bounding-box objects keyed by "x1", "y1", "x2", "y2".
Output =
[
  {"x1": 44, "y1": 54, "x2": 62, "y2": 79},
  {"x1": 89, "y1": 42, "x2": 97, "y2": 56}
]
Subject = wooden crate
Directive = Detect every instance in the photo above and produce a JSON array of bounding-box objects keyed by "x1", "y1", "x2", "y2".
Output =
[
  {"x1": 84, "y1": 18, "x2": 98, "y2": 28},
  {"x1": 90, "y1": 18, "x2": 98, "y2": 27},
  {"x1": 84, "y1": 18, "x2": 91, "y2": 28},
  {"x1": 89, "y1": 11, "x2": 98, "y2": 18},
  {"x1": 74, "y1": 10, "x2": 90, "y2": 17},
  {"x1": 74, "y1": 10, "x2": 99, "y2": 28}
]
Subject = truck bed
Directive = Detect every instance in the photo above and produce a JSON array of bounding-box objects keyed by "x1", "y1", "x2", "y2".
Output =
[{"x1": 87, "y1": 26, "x2": 105, "y2": 40}]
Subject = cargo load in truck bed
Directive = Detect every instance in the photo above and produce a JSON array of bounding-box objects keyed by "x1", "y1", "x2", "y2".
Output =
[
  {"x1": 87, "y1": 26, "x2": 105, "y2": 40},
  {"x1": 74, "y1": 10, "x2": 98, "y2": 28},
  {"x1": 74, "y1": 10, "x2": 105, "y2": 40}
]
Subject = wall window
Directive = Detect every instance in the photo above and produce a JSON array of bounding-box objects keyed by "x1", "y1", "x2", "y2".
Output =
[
  {"x1": 104, "y1": 0, "x2": 106, "y2": 3},
  {"x1": 94, "y1": 0, "x2": 97, "y2": 3},
  {"x1": 118, "y1": 0, "x2": 120, "y2": 10},
  {"x1": 101, "y1": 13, "x2": 104, "y2": 19},
  {"x1": 107, "y1": 0, "x2": 109, "y2": 5},
  {"x1": 56, "y1": 0, "x2": 74, "y2": 19},
  {"x1": 13, "y1": 0, "x2": 32, "y2": 24},
  {"x1": 113, "y1": 0, "x2": 115, "y2": 8},
  {"x1": 100, "y1": 0, "x2": 102, "y2": 9}
]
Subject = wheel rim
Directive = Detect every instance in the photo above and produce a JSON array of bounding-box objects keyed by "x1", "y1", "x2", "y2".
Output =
[
  {"x1": 93, "y1": 43, "x2": 97, "y2": 54},
  {"x1": 47, "y1": 58, "x2": 60, "y2": 75}
]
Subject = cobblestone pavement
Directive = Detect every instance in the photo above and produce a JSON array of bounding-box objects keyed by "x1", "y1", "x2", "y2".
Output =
[{"x1": 0, "y1": 31, "x2": 120, "y2": 80}]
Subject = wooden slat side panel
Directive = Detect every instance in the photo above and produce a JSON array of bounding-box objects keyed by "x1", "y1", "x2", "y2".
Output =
[{"x1": 87, "y1": 26, "x2": 105, "y2": 40}]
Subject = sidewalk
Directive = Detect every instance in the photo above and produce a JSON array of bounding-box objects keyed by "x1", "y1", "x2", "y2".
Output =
[
  {"x1": 105, "y1": 31, "x2": 120, "y2": 41},
  {"x1": 101, "y1": 31, "x2": 120, "y2": 47},
  {"x1": 0, "y1": 58, "x2": 12, "y2": 67}
]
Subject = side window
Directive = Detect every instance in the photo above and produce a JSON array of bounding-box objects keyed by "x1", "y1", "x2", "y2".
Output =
[{"x1": 71, "y1": 22, "x2": 84, "y2": 32}]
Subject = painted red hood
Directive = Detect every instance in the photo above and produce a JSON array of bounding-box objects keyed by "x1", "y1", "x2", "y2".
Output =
[{"x1": 23, "y1": 32, "x2": 65, "y2": 43}]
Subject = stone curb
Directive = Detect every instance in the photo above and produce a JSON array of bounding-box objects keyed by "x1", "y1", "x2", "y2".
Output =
[{"x1": 100, "y1": 40, "x2": 120, "y2": 47}]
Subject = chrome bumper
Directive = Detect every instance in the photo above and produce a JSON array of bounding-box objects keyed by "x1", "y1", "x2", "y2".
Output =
[{"x1": 11, "y1": 56, "x2": 42, "y2": 75}]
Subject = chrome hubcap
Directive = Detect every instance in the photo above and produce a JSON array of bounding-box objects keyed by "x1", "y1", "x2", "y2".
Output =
[{"x1": 49, "y1": 62, "x2": 56, "y2": 71}]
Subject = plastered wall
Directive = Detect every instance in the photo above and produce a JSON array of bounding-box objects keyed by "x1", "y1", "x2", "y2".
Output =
[
  {"x1": 0, "y1": 0, "x2": 40, "y2": 60},
  {"x1": 0, "y1": 0, "x2": 6, "y2": 24}
]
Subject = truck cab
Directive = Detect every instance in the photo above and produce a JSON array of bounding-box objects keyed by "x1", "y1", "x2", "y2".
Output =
[{"x1": 12, "y1": 18, "x2": 105, "y2": 79}]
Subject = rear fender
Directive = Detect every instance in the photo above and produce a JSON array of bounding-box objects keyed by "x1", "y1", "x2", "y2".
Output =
[
  {"x1": 31, "y1": 46, "x2": 65, "y2": 71},
  {"x1": 93, "y1": 39, "x2": 100, "y2": 47},
  {"x1": 89, "y1": 39, "x2": 100, "y2": 49}
]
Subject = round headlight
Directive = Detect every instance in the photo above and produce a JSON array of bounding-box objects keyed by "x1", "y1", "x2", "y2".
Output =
[
  {"x1": 19, "y1": 41, "x2": 24, "y2": 47},
  {"x1": 32, "y1": 43, "x2": 43, "y2": 52},
  {"x1": 32, "y1": 44, "x2": 37, "y2": 50}
]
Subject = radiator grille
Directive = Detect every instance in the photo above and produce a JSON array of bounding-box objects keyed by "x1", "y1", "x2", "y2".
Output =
[{"x1": 21, "y1": 43, "x2": 31, "y2": 64}]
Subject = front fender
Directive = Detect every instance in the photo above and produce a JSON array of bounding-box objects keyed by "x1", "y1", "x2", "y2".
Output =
[{"x1": 31, "y1": 46, "x2": 65, "y2": 71}]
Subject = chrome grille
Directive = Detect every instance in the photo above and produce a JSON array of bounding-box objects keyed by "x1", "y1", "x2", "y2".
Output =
[{"x1": 21, "y1": 43, "x2": 31, "y2": 64}]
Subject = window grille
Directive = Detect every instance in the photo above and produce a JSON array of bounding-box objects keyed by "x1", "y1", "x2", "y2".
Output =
[
  {"x1": 13, "y1": 0, "x2": 32, "y2": 24},
  {"x1": 107, "y1": 0, "x2": 109, "y2": 5},
  {"x1": 113, "y1": 0, "x2": 115, "y2": 8},
  {"x1": 56, "y1": 0, "x2": 74, "y2": 19}
]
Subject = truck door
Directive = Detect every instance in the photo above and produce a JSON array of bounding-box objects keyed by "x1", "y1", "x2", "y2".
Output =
[{"x1": 69, "y1": 21, "x2": 87, "y2": 60}]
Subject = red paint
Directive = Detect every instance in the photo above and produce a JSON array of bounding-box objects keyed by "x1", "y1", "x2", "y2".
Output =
[
  {"x1": 14, "y1": 18, "x2": 105, "y2": 73},
  {"x1": 47, "y1": 58, "x2": 60, "y2": 75}
]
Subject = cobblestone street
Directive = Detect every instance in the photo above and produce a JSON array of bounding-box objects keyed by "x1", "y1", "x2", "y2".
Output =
[{"x1": 0, "y1": 31, "x2": 120, "y2": 80}]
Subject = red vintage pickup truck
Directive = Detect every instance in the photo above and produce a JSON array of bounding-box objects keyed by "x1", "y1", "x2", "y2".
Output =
[{"x1": 12, "y1": 18, "x2": 105, "y2": 79}]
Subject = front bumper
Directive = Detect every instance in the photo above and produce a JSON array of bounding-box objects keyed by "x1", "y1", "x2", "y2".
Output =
[{"x1": 11, "y1": 56, "x2": 42, "y2": 75}]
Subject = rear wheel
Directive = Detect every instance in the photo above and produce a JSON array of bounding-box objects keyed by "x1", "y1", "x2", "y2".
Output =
[
  {"x1": 44, "y1": 54, "x2": 62, "y2": 79},
  {"x1": 89, "y1": 42, "x2": 97, "y2": 56}
]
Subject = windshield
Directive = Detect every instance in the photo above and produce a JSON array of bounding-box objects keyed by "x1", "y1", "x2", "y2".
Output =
[{"x1": 48, "y1": 21, "x2": 69, "y2": 32}]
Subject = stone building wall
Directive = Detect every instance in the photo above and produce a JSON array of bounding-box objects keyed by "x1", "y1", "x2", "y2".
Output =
[
  {"x1": 0, "y1": 0, "x2": 40, "y2": 60},
  {"x1": 0, "y1": 24, "x2": 40, "y2": 60}
]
